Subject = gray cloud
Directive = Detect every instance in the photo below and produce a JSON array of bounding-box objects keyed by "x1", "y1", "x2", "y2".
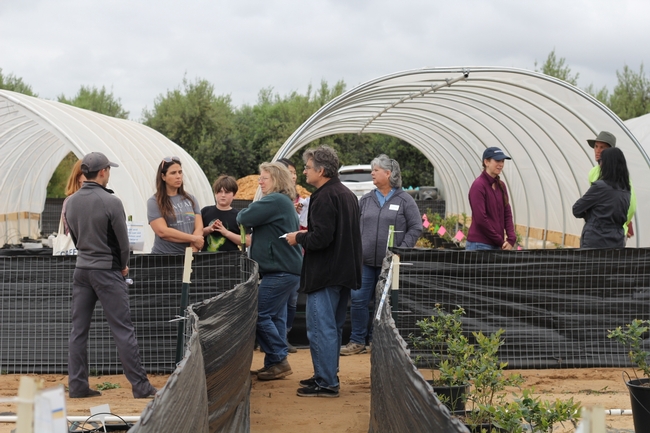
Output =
[{"x1": 1, "y1": 0, "x2": 648, "y2": 120}]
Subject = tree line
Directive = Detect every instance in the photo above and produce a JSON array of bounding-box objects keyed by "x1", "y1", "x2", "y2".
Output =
[{"x1": 1, "y1": 51, "x2": 648, "y2": 198}]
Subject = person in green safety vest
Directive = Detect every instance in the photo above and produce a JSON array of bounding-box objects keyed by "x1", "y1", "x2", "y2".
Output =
[{"x1": 586, "y1": 131, "x2": 636, "y2": 239}]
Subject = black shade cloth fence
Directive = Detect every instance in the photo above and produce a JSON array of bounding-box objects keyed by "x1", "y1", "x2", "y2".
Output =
[
  {"x1": 392, "y1": 247, "x2": 650, "y2": 369},
  {"x1": 0, "y1": 250, "x2": 251, "y2": 374},
  {"x1": 370, "y1": 253, "x2": 468, "y2": 433},
  {"x1": 130, "y1": 256, "x2": 258, "y2": 433}
]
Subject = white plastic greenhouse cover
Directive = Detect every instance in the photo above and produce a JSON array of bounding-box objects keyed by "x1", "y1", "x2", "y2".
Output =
[
  {"x1": 625, "y1": 112, "x2": 650, "y2": 155},
  {"x1": 274, "y1": 67, "x2": 650, "y2": 248},
  {"x1": 0, "y1": 90, "x2": 214, "y2": 253}
]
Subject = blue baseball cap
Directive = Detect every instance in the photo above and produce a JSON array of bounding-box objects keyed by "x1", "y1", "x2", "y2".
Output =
[{"x1": 482, "y1": 147, "x2": 511, "y2": 161}]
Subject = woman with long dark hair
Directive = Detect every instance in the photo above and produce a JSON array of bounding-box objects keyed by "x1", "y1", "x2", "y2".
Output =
[
  {"x1": 466, "y1": 147, "x2": 516, "y2": 250},
  {"x1": 573, "y1": 147, "x2": 634, "y2": 248},
  {"x1": 147, "y1": 156, "x2": 204, "y2": 254}
]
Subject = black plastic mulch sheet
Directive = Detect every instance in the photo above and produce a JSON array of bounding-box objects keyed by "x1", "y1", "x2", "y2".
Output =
[
  {"x1": 130, "y1": 256, "x2": 258, "y2": 433},
  {"x1": 391, "y1": 247, "x2": 650, "y2": 369},
  {"x1": 369, "y1": 256, "x2": 468, "y2": 433},
  {"x1": 0, "y1": 250, "x2": 250, "y2": 374}
]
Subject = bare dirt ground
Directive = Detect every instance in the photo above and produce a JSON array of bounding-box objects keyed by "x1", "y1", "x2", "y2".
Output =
[{"x1": 0, "y1": 349, "x2": 637, "y2": 432}]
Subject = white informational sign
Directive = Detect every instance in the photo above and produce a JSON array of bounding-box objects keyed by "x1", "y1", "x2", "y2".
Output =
[
  {"x1": 33, "y1": 384, "x2": 67, "y2": 433},
  {"x1": 127, "y1": 222, "x2": 145, "y2": 251}
]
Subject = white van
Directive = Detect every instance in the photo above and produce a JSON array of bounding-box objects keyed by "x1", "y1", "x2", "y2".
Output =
[{"x1": 338, "y1": 164, "x2": 374, "y2": 199}]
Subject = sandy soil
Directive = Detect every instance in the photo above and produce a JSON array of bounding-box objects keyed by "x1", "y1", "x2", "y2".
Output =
[{"x1": 0, "y1": 349, "x2": 636, "y2": 432}]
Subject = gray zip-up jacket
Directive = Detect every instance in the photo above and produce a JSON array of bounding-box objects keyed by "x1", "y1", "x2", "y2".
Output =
[
  {"x1": 359, "y1": 189, "x2": 422, "y2": 267},
  {"x1": 65, "y1": 182, "x2": 130, "y2": 270}
]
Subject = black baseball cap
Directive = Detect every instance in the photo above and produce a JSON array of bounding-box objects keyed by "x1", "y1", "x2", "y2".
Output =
[{"x1": 482, "y1": 147, "x2": 511, "y2": 161}]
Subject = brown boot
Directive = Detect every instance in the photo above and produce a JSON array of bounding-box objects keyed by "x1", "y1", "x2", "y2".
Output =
[{"x1": 257, "y1": 358, "x2": 292, "y2": 381}]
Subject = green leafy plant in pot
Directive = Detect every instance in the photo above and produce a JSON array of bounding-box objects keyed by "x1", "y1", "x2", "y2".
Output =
[
  {"x1": 410, "y1": 305, "x2": 472, "y2": 413},
  {"x1": 462, "y1": 329, "x2": 525, "y2": 431},
  {"x1": 608, "y1": 319, "x2": 650, "y2": 432}
]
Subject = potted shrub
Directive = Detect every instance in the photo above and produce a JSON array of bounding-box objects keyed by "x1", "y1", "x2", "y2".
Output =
[
  {"x1": 410, "y1": 305, "x2": 472, "y2": 413},
  {"x1": 485, "y1": 389, "x2": 580, "y2": 433},
  {"x1": 461, "y1": 329, "x2": 524, "y2": 431},
  {"x1": 607, "y1": 319, "x2": 650, "y2": 432},
  {"x1": 412, "y1": 305, "x2": 580, "y2": 432}
]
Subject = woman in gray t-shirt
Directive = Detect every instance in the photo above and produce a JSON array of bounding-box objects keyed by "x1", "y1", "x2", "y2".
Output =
[{"x1": 147, "y1": 156, "x2": 203, "y2": 254}]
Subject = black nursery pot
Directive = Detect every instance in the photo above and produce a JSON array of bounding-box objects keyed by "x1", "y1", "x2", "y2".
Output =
[
  {"x1": 626, "y1": 378, "x2": 650, "y2": 433},
  {"x1": 427, "y1": 381, "x2": 469, "y2": 414}
]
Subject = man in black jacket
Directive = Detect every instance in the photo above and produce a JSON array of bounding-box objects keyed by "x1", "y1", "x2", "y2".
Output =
[
  {"x1": 287, "y1": 145, "x2": 362, "y2": 398},
  {"x1": 65, "y1": 152, "x2": 156, "y2": 399}
]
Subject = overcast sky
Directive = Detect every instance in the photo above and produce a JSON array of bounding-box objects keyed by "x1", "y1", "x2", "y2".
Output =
[{"x1": 1, "y1": 0, "x2": 648, "y2": 121}]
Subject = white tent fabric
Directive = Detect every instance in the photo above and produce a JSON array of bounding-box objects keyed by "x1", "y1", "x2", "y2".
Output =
[
  {"x1": 625, "y1": 112, "x2": 650, "y2": 154},
  {"x1": 274, "y1": 67, "x2": 650, "y2": 247},
  {"x1": 0, "y1": 90, "x2": 214, "y2": 252}
]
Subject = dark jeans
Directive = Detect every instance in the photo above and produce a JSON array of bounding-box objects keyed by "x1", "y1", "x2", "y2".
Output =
[
  {"x1": 257, "y1": 272, "x2": 301, "y2": 368},
  {"x1": 349, "y1": 265, "x2": 381, "y2": 345},
  {"x1": 306, "y1": 285, "x2": 350, "y2": 389}
]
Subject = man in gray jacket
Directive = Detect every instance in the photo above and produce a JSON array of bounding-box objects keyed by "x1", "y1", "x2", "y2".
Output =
[{"x1": 65, "y1": 152, "x2": 156, "y2": 399}]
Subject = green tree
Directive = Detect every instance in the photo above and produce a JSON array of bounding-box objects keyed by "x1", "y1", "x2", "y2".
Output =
[
  {"x1": 608, "y1": 64, "x2": 650, "y2": 120},
  {"x1": 58, "y1": 85, "x2": 129, "y2": 118},
  {"x1": 46, "y1": 152, "x2": 78, "y2": 198},
  {"x1": 143, "y1": 77, "x2": 236, "y2": 181},
  {"x1": 0, "y1": 68, "x2": 36, "y2": 96},
  {"x1": 331, "y1": 133, "x2": 434, "y2": 188},
  {"x1": 233, "y1": 80, "x2": 346, "y2": 181},
  {"x1": 535, "y1": 49, "x2": 579, "y2": 86},
  {"x1": 583, "y1": 83, "x2": 610, "y2": 106}
]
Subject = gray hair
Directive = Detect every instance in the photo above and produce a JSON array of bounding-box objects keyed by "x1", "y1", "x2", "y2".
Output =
[
  {"x1": 302, "y1": 145, "x2": 339, "y2": 179},
  {"x1": 371, "y1": 154, "x2": 402, "y2": 188}
]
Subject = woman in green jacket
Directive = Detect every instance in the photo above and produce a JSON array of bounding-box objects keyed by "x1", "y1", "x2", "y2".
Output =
[{"x1": 237, "y1": 162, "x2": 303, "y2": 381}]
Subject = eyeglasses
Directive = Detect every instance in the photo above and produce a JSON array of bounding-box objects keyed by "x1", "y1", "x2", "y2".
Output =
[
  {"x1": 304, "y1": 165, "x2": 313, "y2": 171},
  {"x1": 258, "y1": 176, "x2": 271, "y2": 183},
  {"x1": 161, "y1": 156, "x2": 181, "y2": 168}
]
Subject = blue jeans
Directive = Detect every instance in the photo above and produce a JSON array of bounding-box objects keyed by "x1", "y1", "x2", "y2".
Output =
[
  {"x1": 286, "y1": 285, "x2": 299, "y2": 333},
  {"x1": 306, "y1": 285, "x2": 350, "y2": 390},
  {"x1": 349, "y1": 265, "x2": 381, "y2": 345},
  {"x1": 257, "y1": 272, "x2": 301, "y2": 368},
  {"x1": 465, "y1": 241, "x2": 500, "y2": 251}
]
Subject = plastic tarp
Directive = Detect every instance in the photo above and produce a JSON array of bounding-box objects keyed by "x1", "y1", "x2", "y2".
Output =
[
  {"x1": 0, "y1": 89, "x2": 214, "y2": 251},
  {"x1": 131, "y1": 255, "x2": 258, "y2": 433},
  {"x1": 370, "y1": 254, "x2": 468, "y2": 433},
  {"x1": 273, "y1": 67, "x2": 650, "y2": 247}
]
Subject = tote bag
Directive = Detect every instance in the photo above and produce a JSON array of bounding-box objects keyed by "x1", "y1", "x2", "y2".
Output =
[{"x1": 52, "y1": 217, "x2": 77, "y2": 256}]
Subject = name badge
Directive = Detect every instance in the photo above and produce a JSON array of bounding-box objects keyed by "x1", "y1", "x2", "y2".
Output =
[{"x1": 389, "y1": 204, "x2": 399, "y2": 211}]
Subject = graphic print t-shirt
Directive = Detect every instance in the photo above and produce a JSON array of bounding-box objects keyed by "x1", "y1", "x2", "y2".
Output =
[
  {"x1": 201, "y1": 206, "x2": 244, "y2": 252},
  {"x1": 147, "y1": 194, "x2": 200, "y2": 254}
]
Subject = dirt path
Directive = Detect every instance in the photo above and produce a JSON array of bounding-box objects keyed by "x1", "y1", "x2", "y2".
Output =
[{"x1": 0, "y1": 349, "x2": 637, "y2": 432}]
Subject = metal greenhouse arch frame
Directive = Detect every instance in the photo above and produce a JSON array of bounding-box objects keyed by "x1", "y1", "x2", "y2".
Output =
[
  {"x1": 273, "y1": 67, "x2": 650, "y2": 248},
  {"x1": 0, "y1": 90, "x2": 214, "y2": 252}
]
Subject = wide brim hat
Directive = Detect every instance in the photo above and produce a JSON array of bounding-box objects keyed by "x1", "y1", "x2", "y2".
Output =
[{"x1": 587, "y1": 131, "x2": 616, "y2": 148}]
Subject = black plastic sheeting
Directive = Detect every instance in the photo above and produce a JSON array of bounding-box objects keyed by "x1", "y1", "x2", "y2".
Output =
[
  {"x1": 131, "y1": 256, "x2": 258, "y2": 433},
  {"x1": 0, "y1": 250, "x2": 250, "y2": 374},
  {"x1": 391, "y1": 247, "x2": 650, "y2": 369},
  {"x1": 369, "y1": 253, "x2": 468, "y2": 433}
]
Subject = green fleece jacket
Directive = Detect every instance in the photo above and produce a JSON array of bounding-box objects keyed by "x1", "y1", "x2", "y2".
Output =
[{"x1": 236, "y1": 193, "x2": 302, "y2": 275}]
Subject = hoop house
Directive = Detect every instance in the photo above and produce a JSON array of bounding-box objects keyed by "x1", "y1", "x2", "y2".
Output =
[
  {"x1": 0, "y1": 90, "x2": 213, "y2": 252},
  {"x1": 274, "y1": 67, "x2": 650, "y2": 247}
]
